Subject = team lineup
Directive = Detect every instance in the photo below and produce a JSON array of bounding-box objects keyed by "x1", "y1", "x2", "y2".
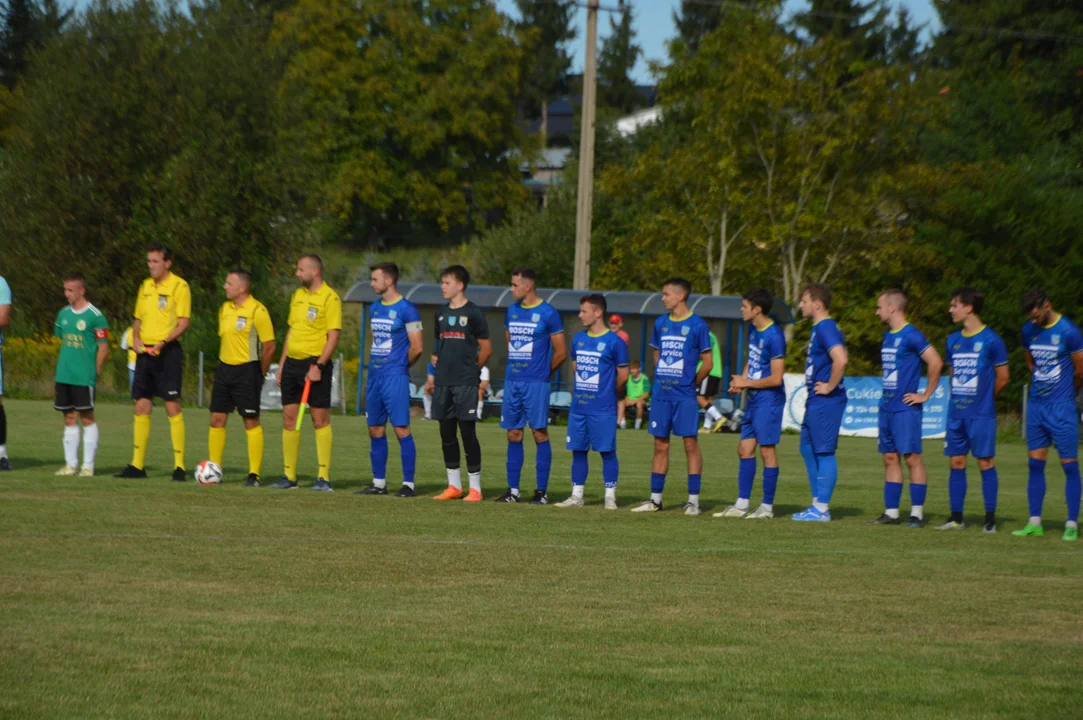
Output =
[{"x1": 0, "y1": 246, "x2": 1081, "y2": 539}]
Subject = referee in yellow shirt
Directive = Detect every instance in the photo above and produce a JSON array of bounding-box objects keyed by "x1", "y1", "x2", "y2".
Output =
[
  {"x1": 208, "y1": 269, "x2": 276, "y2": 486},
  {"x1": 116, "y1": 244, "x2": 191, "y2": 481},
  {"x1": 270, "y1": 254, "x2": 342, "y2": 491}
]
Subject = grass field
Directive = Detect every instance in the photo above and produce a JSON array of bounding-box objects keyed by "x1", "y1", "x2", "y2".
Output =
[{"x1": 2, "y1": 398, "x2": 1081, "y2": 719}]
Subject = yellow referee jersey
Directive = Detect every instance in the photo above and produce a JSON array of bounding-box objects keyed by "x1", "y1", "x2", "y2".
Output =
[
  {"x1": 218, "y1": 296, "x2": 275, "y2": 366},
  {"x1": 134, "y1": 273, "x2": 191, "y2": 345},
  {"x1": 287, "y1": 282, "x2": 342, "y2": 360}
]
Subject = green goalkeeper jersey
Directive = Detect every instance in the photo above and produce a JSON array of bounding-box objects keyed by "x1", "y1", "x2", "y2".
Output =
[{"x1": 55, "y1": 304, "x2": 109, "y2": 387}]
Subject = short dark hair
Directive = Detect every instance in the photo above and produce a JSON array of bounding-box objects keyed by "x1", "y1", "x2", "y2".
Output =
[
  {"x1": 512, "y1": 267, "x2": 538, "y2": 284},
  {"x1": 299, "y1": 253, "x2": 323, "y2": 272},
  {"x1": 663, "y1": 277, "x2": 692, "y2": 302},
  {"x1": 801, "y1": 282, "x2": 832, "y2": 310},
  {"x1": 442, "y1": 265, "x2": 470, "y2": 290},
  {"x1": 370, "y1": 261, "x2": 399, "y2": 284},
  {"x1": 580, "y1": 293, "x2": 607, "y2": 314},
  {"x1": 742, "y1": 288, "x2": 773, "y2": 315},
  {"x1": 1021, "y1": 288, "x2": 1049, "y2": 313},
  {"x1": 629, "y1": 359, "x2": 641, "y2": 369},
  {"x1": 880, "y1": 288, "x2": 908, "y2": 312},
  {"x1": 229, "y1": 268, "x2": 253, "y2": 290},
  {"x1": 146, "y1": 243, "x2": 172, "y2": 261},
  {"x1": 951, "y1": 287, "x2": 984, "y2": 316},
  {"x1": 63, "y1": 272, "x2": 86, "y2": 287}
]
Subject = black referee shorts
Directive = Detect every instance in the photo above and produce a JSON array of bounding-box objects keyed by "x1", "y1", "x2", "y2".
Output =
[
  {"x1": 211, "y1": 362, "x2": 263, "y2": 418},
  {"x1": 132, "y1": 341, "x2": 183, "y2": 401},
  {"x1": 432, "y1": 385, "x2": 480, "y2": 421},
  {"x1": 280, "y1": 357, "x2": 333, "y2": 409}
]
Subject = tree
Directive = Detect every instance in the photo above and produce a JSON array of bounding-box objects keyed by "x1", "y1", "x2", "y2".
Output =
[
  {"x1": 597, "y1": 5, "x2": 642, "y2": 114},
  {"x1": 514, "y1": 0, "x2": 576, "y2": 146},
  {"x1": 0, "y1": 0, "x2": 37, "y2": 88},
  {"x1": 672, "y1": 0, "x2": 722, "y2": 55},
  {"x1": 272, "y1": 0, "x2": 529, "y2": 246}
]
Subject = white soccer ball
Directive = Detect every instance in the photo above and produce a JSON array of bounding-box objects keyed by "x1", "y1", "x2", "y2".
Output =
[{"x1": 195, "y1": 460, "x2": 223, "y2": 485}]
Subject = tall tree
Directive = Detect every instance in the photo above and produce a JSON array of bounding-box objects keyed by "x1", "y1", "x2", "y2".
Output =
[
  {"x1": 0, "y1": 0, "x2": 37, "y2": 88},
  {"x1": 515, "y1": 0, "x2": 576, "y2": 147},
  {"x1": 672, "y1": 0, "x2": 722, "y2": 55},
  {"x1": 793, "y1": 0, "x2": 890, "y2": 66},
  {"x1": 597, "y1": 5, "x2": 641, "y2": 114}
]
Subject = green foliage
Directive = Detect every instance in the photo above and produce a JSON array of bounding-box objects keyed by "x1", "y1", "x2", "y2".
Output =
[
  {"x1": 514, "y1": 0, "x2": 576, "y2": 143},
  {"x1": 597, "y1": 6, "x2": 642, "y2": 114}
]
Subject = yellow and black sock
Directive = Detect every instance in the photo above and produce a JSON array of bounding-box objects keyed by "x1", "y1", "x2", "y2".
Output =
[
  {"x1": 282, "y1": 428, "x2": 300, "y2": 481},
  {"x1": 208, "y1": 426, "x2": 226, "y2": 467},
  {"x1": 246, "y1": 425, "x2": 264, "y2": 477},
  {"x1": 315, "y1": 425, "x2": 332, "y2": 481},
  {"x1": 168, "y1": 412, "x2": 185, "y2": 470},
  {"x1": 132, "y1": 415, "x2": 151, "y2": 469}
]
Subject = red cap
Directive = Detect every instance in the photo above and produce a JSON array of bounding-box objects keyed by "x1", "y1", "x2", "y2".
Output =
[{"x1": 608, "y1": 314, "x2": 622, "y2": 323}]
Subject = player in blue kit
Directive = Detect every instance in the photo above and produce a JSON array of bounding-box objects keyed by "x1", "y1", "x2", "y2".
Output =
[
  {"x1": 715, "y1": 288, "x2": 786, "y2": 520},
  {"x1": 792, "y1": 283, "x2": 848, "y2": 522},
  {"x1": 632, "y1": 278, "x2": 712, "y2": 515},
  {"x1": 555, "y1": 294, "x2": 629, "y2": 510},
  {"x1": 1014, "y1": 289, "x2": 1083, "y2": 541},
  {"x1": 496, "y1": 268, "x2": 567, "y2": 505},
  {"x1": 356, "y1": 262, "x2": 424, "y2": 497},
  {"x1": 868, "y1": 290, "x2": 943, "y2": 529},
  {"x1": 937, "y1": 288, "x2": 1010, "y2": 533}
]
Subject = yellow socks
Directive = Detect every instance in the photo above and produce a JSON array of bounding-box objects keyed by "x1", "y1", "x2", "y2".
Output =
[
  {"x1": 315, "y1": 425, "x2": 332, "y2": 481},
  {"x1": 169, "y1": 412, "x2": 185, "y2": 470},
  {"x1": 246, "y1": 425, "x2": 264, "y2": 476},
  {"x1": 208, "y1": 426, "x2": 226, "y2": 466},
  {"x1": 282, "y1": 428, "x2": 300, "y2": 481},
  {"x1": 132, "y1": 414, "x2": 151, "y2": 469}
]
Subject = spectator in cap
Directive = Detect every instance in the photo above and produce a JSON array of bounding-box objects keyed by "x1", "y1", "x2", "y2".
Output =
[{"x1": 609, "y1": 314, "x2": 630, "y2": 346}]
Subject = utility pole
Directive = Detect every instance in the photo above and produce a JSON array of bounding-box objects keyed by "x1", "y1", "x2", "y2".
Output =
[{"x1": 573, "y1": 0, "x2": 599, "y2": 290}]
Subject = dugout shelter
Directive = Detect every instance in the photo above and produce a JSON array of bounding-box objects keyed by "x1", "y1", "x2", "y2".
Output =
[{"x1": 345, "y1": 283, "x2": 794, "y2": 417}]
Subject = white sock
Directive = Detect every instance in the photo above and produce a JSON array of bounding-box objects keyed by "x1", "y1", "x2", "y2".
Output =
[
  {"x1": 63, "y1": 426, "x2": 80, "y2": 468},
  {"x1": 82, "y1": 423, "x2": 99, "y2": 468},
  {"x1": 703, "y1": 415, "x2": 712, "y2": 429},
  {"x1": 885, "y1": 508, "x2": 900, "y2": 519},
  {"x1": 619, "y1": 420, "x2": 626, "y2": 429},
  {"x1": 477, "y1": 401, "x2": 484, "y2": 418},
  {"x1": 911, "y1": 505, "x2": 924, "y2": 520},
  {"x1": 468, "y1": 471, "x2": 482, "y2": 492},
  {"x1": 0, "y1": 443, "x2": 7, "y2": 458},
  {"x1": 1067, "y1": 520, "x2": 1079, "y2": 529},
  {"x1": 707, "y1": 406, "x2": 722, "y2": 422},
  {"x1": 651, "y1": 492, "x2": 663, "y2": 504},
  {"x1": 422, "y1": 394, "x2": 432, "y2": 418},
  {"x1": 572, "y1": 485, "x2": 584, "y2": 499},
  {"x1": 1029, "y1": 515, "x2": 1042, "y2": 526},
  {"x1": 735, "y1": 497, "x2": 750, "y2": 510},
  {"x1": 760, "y1": 503, "x2": 773, "y2": 512},
  {"x1": 634, "y1": 418, "x2": 642, "y2": 429},
  {"x1": 447, "y1": 467, "x2": 462, "y2": 490},
  {"x1": 373, "y1": 477, "x2": 387, "y2": 489},
  {"x1": 687, "y1": 493, "x2": 699, "y2": 507},
  {"x1": 605, "y1": 486, "x2": 616, "y2": 499},
  {"x1": 403, "y1": 481, "x2": 415, "y2": 489},
  {"x1": 510, "y1": 487, "x2": 520, "y2": 497},
  {"x1": 813, "y1": 501, "x2": 829, "y2": 513}
]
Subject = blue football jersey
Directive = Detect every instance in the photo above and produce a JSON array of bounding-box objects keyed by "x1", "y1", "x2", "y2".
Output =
[
  {"x1": 880, "y1": 323, "x2": 931, "y2": 413},
  {"x1": 946, "y1": 326, "x2": 1008, "y2": 419},
  {"x1": 426, "y1": 361, "x2": 436, "y2": 376},
  {"x1": 747, "y1": 321, "x2": 786, "y2": 407},
  {"x1": 505, "y1": 300, "x2": 563, "y2": 382},
  {"x1": 1022, "y1": 314, "x2": 1083, "y2": 405},
  {"x1": 368, "y1": 297, "x2": 422, "y2": 377},
  {"x1": 571, "y1": 330, "x2": 629, "y2": 415},
  {"x1": 651, "y1": 313, "x2": 712, "y2": 400},
  {"x1": 805, "y1": 318, "x2": 846, "y2": 399}
]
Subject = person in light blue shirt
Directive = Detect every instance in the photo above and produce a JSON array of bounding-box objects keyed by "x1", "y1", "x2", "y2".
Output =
[
  {"x1": 867, "y1": 289, "x2": 943, "y2": 529},
  {"x1": 0, "y1": 275, "x2": 10, "y2": 470},
  {"x1": 496, "y1": 268, "x2": 566, "y2": 505},
  {"x1": 555, "y1": 294, "x2": 628, "y2": 510},
  {"x1": 939, "y1": 287, "x2": 1009, "y2": 533},
  {"x1": 1014, "y1": 288, "x2": 1083, "y2": 541}
]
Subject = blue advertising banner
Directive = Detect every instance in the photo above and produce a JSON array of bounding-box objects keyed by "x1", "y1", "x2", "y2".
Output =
[{"x1": 782, "y1": 374, "x2": 949, "y2": 439}]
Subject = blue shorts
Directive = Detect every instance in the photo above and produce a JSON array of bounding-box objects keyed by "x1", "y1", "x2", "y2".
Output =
[
  {"x1": 944, "y1": 416, "x2": 997, "y2": 459},
  {"x1": 878, "y1": 409, "x2": 923, "y2": 455},
  {"x1": 366, "y1": 374, "x2": 412, "y2": 427},
  {"x1": 800, "y1": 396, "x2": 846, "y2": 454},
  {"x1": 1026, "y1": 400, "x2": 1079, "y2": 459},
  {"x1": 741, "y1": 403, "x2": 784, "y2": 446},
  {"x1": 566, "y1": 412, "x2": 617, "y2": 452},
  {"x1": 649, "y1": 398, "x2": 700, "y2": 438},
  {"x1": 500, "y1": 380, "x2": 550, "y2": 430}
]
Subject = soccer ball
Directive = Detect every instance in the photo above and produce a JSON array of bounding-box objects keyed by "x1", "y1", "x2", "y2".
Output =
[{"x1": 195, "y1": 460, "x2": 223, "y2": 485}]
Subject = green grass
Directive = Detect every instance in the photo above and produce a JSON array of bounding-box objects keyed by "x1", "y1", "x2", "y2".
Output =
[{"x1": 1, "y1": 398, "x2": 1080, "y2": 719}]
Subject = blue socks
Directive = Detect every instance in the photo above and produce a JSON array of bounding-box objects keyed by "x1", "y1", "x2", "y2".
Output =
[
  {"x1": 571, "y1": 450, "x2": 589, "y2": 486},
  {"x1": 601, "y1": 450, "x2": 619, "y2": 488},
  {"x1": 1028, "y1": 457, "x2": 1046, "y2": 518},
  {"x1": 370, "y1": 435, "x2": 388, "y2": 480},
  {"x1": 738, "y1": 458, "x2": 756, "y2": 500},
  {"x1": 536, "y1": 440, "x2": 552, "y2": 493},
  {"x1": 650, "y1": 472, "x2": 666, "y2": 494},
  {"x1": 948, "y1": 468, "x2": 966, "y2": 513},
  {"x1": 815, "y1": 453, "x2": 837, "y2": 504},
  {"x1": 762, "y1": 466, "x2": 779, "y2": 505},
  {"x1": 506, "y1": 440, "x2": 524, "y2": 490},
  {"x1": 400, "y1": 434, "x2": 416, "y2": 485},
  {"x1": 884, "y1": 481, "x2": 903, "y2": 511},
  {"x1": 800, "y1": 444, "x2": 818, "y2": 499},
  {"x1": 688, "y1": 473, "x2": 702, "y2": 495},
  {"x1": 910, "y1": 482, "x2": 927, "y2": 508},
  {"x1": 980, "y1": 466, "x2": 998, "y2": 513},
  {"x1": 1065, "y1": 461, "x2": 1081, "y2": 523}
]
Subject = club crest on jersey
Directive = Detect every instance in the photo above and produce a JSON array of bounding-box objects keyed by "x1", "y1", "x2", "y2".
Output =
[
  {"x1": 681, "y1": 326, "x2": 690, "y2": 336},
  {"x1": 973, "y1": 342, "x2": 983, "y2": 351},
  {"x1": 389, "y1": 310, "x2": 397, "y2": 320},
  {"x1": 532, "y1": 313, "x2": 541, "y2": 323},
  {"x1": 1052, "y1": 334, "x2": 1061, "y2": 345},
  {"x1": 236, "y1": 317, "x2": 247, "y2": 332},
  {"x1": 894, "y1": 337, "x2": 901, "y2": 347},
  {"x1": 459, "y1": 317, "x2": 468, "y2": 327},
  {"x1": 306, "y1": 306, "x2": 318, "y2": 322},
  {"x1": 76, "y1": 319, "x2": 86, "y2": 331},
  {"x1": 597, "y1": 342, "x2": 606, "y2": 351},
  {"x1": 157, "y1": 295, "x2": 168, "y2": 311}
]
